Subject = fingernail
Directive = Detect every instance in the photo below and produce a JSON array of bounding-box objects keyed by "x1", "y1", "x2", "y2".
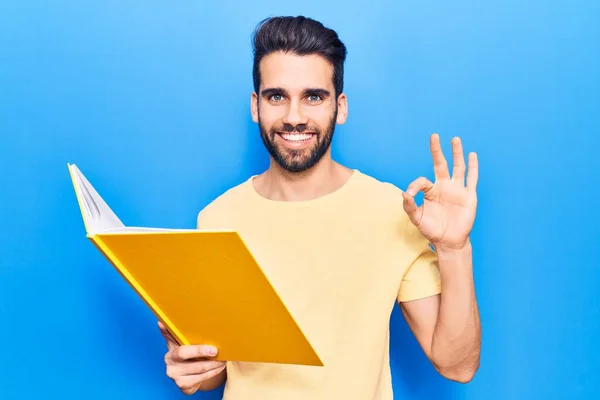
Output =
[{"x1": 208, "y1": 347, "x2": 218, "y2": 356}]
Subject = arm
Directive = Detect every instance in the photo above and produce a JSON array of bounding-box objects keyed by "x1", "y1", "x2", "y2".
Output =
[
  {"x1": 399, "y1": 240, "x2": 480, "y2": 383},
  {"x1": 399, "y1": 133, "x2": 481, "y2": 382}
]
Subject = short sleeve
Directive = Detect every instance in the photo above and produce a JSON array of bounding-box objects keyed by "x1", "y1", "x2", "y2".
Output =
[{"x1": 397, "y1": 221, "x2": 442, "y2": 303}]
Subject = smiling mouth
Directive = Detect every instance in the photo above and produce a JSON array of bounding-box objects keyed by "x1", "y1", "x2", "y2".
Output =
[{"x1": 277, "y1": 132, "x2": 315, "y2": 142}]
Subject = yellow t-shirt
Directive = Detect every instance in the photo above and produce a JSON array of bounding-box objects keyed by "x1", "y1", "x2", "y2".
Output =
[{"x1": 196, "y1": 169, "x2": 441, "y2": 400}]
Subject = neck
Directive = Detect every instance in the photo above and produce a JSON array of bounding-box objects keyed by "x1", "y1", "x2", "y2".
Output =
[{"x1": 253, "y1": 155, "x2": 353, "y2": 202}]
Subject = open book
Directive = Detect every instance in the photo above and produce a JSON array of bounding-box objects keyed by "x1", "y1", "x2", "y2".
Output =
[{"x1": 67, "y1": 163, "x2": 322, "y2": 366}]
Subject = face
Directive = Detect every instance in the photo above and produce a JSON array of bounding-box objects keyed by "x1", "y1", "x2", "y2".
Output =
[{"x1": 251, "y1": 52, "x2": 348, "y2": 173}]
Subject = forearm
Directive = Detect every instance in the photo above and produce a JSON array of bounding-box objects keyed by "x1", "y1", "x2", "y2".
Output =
[{"x1": 431, "y1": 240, "x2": 481, "y2": 382}]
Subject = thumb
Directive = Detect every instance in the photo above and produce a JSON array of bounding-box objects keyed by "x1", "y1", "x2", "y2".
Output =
[{"x1": 402, "y1": 190, "x2": 422, "y2": 226}]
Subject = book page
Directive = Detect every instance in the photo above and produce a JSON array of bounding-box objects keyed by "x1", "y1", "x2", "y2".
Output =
[
  {"x1": 101, "y1": 227, "x2": 236, "y2": 234},
  {"x1": 71, "y1": 165, "x2": 124, "y2": 234},
  {"x1": 103, "y1": 227, "x2": 198, "y2": 233}
]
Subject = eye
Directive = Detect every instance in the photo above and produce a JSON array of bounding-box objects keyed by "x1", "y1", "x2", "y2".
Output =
[
  {"x1": 270, "y1": 94, "x2": 284, "y2": 102},
  {"x1": 307, "y1": 95, "x2": 322, "y2": 103}
]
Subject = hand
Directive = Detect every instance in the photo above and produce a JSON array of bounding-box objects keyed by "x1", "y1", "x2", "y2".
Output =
[
  {"x1": 158, "y1": 321, "x2": 227, "y2": 395},
  {"x1": 402, "y1": 133, "x2": 478, "y2": 251}
]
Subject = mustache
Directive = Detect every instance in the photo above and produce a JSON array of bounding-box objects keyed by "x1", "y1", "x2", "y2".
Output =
[{"x1": 270, "y1": 123, "x2": 320, "y2": 134}]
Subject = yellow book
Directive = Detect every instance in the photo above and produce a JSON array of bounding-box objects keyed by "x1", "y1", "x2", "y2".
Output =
[{"x1": 67, "y1": 163, "x2": 322, "y2": 367}]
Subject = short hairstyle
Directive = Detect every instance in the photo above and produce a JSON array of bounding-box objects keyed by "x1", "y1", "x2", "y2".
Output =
[{"x1": 251, "y1": 16, "x2": 347, "y2": 97}]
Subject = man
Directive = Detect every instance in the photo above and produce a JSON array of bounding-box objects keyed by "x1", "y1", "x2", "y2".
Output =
[{"x1": 158, "y1": 15, "x2": 481, "y2": 399}]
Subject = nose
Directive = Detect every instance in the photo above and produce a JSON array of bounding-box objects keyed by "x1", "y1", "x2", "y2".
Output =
[{"x1": 282, "y1": 99, "x2": 308, "y2": 127}]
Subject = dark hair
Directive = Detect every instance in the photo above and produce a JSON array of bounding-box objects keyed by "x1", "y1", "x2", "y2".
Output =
[{"x1": 251, "y1": 16, "x2": 347, "y2": 98}]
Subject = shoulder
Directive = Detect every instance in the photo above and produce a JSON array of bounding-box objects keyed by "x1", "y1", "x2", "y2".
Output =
[
  {"x1": 351, "y1": 170, "x2": 414, "y2": 227},
  {"x1": 196, "y1": 177, "x2": 254, "y2": 229},
  {"x1": 354, "y1": 171, "x2": 432, "y2": 252},
  {"x1": 353, "y1": 170, "x2": 407, "y2": 205}
]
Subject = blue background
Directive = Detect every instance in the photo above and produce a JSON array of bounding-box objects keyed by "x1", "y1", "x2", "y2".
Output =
[{"x1": 1, "y1": 0, "x2": 599, "y2": 399}]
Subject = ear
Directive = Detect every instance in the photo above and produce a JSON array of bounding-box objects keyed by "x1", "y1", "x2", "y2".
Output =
[
  {"x1": 336, "y1": 93, "x2": 348, "y2": 125},
  {"x1": 251, "y1": 92, "x2": 259, "y2": 123}
]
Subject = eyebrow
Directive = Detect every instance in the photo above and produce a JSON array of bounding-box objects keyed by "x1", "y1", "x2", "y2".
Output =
[
  {"x1": 304, "y1": 88, "x2": 331, "y2": 98},
  {"x1": 261, "y1": 87, "x2": 331, "y2": 98}
]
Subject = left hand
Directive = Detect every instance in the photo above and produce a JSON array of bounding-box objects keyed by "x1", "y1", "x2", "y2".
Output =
[{"x1": 402, "y1": 133, "x2": 479, "y2": 251}]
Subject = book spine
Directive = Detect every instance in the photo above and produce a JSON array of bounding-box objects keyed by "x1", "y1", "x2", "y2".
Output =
[{"x1": 89, "y1": 235, "x2": 189, "y2": 346}]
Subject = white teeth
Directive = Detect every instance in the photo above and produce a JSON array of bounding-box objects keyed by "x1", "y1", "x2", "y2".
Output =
[{"x1": 280, "y1": 133, "x2": 312, "y2": 142}]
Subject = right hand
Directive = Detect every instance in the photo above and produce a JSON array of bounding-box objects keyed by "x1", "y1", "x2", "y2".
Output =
[{"x1": 158, "y1": 321, "x2": 227, "y2": 395}]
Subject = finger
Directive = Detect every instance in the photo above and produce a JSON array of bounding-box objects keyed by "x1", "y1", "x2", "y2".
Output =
[
  {"x1": 177, "y1": 379, "x2": 201, "y2": 397},
  {"x1": 158, "y1": 321, "x2": 179, "y2": 351},
  {"x1": 402, "y1": 190, "x2": 423, "y2": 227},
  {"x1": 181, "y1": 361, "x2": 226, "y2": 376},
  {"x1": 466, "y1": 152, "x2": 479, "y2": 191},
  {"x1": 158, "y1": 322, "x2": 176, "y2": 345},
  {"x1": 430, "y1": 133, "x2": 450, "y2": 180},
  {"x1": 169, "y1": 360, "x2": 226, "y2": 377},
  {"x1": 406, "y1": 176, "x2": 434, "y2": 197},
  {"x1": 171, "y1": 344, "x2": 219, "y2": 362},
  {"x1": 173, "y1": 364, "x2": 227, "y2": 395},
  {"x1": 451, "y1": 137, "x2": 466, "y2": 183}
]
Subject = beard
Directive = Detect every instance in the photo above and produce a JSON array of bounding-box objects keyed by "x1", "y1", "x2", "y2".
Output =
[{"x1": 258, "y1": 107, "x2": 338, "y2": 173}]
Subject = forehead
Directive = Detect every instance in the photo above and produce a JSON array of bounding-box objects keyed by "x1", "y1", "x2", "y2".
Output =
[{"x1": 259, "y1": 51, "x2": 334, "y2": 91}]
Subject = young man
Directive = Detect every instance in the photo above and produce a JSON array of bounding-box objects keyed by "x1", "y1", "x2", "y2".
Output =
[{"x1": 159, "y1": 15, "x2": 481, "y2": 399}]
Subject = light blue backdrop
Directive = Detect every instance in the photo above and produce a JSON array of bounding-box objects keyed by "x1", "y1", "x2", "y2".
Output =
[{"x1": 1, "y1": 1, "x2": 598, "y2": 399}]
